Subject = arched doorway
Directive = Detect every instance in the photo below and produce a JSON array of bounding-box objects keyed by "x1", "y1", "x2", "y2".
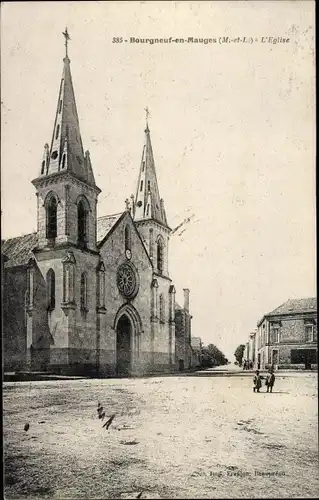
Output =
[{"x1": 116, "y1": 314, "x2": 132, "y2": 375}]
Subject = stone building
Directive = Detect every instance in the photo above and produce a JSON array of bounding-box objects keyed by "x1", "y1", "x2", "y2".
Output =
[
  {"x1": 175, "y1": 289, "x2": 193, "y2": 371},
  {"x1": 246, "y1": 331, "x2": 256, "y2": 368},
  {"x1": 256, "y1": 298, "x2": 317, "y2": 370},
  {"x1": 191, "y1": 336, "x2": 202, "y2": 368},
  {"x1": 2, "y1": 35, "x2": 192, "y2": 377},
  {"x1": 243, "y1": 342, "x2": 249, "y2": 365}
]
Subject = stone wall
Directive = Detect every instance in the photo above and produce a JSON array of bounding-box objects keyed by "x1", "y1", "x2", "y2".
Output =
[
  {"x1": 256, "y1": 314, "x2": 317, "y2": 369},
  {"x1": 3, "y1": 266, "x2": 27, "y2": 371},
  {"x1": 175, "y1": 308, "x2": 192, "y2": 370},
  {"x1": 33, "y1": 245, "x2": 99, "y2": 374}
]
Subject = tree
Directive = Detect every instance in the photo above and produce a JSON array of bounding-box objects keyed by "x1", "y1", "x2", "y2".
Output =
[
  {"x1": 234, "y1": 344, "x2": 246, "y2": 366},
  {"x1": 201, "y1": 343, "x2": 228, "y2": 368}
]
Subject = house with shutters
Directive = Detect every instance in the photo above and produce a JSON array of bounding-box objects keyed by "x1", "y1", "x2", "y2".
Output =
[{"x1": 255, "y1": 298, "x2": 317, "y2": 370}]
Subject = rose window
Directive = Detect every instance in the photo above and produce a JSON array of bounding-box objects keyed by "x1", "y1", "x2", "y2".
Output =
[{"x1": 116, "y1": 263, "x2": 138, "y2": 299}]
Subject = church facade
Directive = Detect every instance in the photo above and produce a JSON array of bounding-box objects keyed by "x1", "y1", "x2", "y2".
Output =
[{"x1": 2, "y1": 36, "x2": 192, "y2": 377}]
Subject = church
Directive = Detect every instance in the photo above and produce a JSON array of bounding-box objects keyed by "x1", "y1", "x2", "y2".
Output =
[{"x1": 2, "y1": 31, "x2": 193, "y2": 377}]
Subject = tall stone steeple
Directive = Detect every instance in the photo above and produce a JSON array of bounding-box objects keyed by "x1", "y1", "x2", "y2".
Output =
[
  {"x1": 32, "y1": 29, "x2": 100, "y2": 252},
  {"x1": 132, "y1": 111, "x2": 171, "y2": 279},
  {"x1": 132, "y1": 111, "x2": 175, "y2": 370},
  {"x1": 133, "y1": 112, "x2": 168, "y2": 227},
  {"x1": 38, "y1": 27, "x2": 96, "y2": 187}
]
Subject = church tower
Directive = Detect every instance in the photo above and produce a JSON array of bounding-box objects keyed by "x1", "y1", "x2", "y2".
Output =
[
  {"x1": 132, "y1": 117, "x2": 170, "y2": 275},
  {"x1": 132, "y1": 114, "x2": 175, "y2": 368},
  {"x1": 32, "y1": 29, "x2": 100, "y2": 251},
  {"x1": 30, "y1": 29, "x2": 101, "y2": 374}
]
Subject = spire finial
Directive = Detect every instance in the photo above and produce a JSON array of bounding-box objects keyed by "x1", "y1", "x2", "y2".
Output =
[
  {"x1": 144, "y1": 106, "x2": 150, "y2": 131},
  {"x1": 62, "y1": 27, "x2": 71, "y2": 58}
]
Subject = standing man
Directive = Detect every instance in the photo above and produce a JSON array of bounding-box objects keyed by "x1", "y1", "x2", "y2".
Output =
[
  {"x1": 266, "y1": 369, "x2": 276, "y2": 393},
  {"x1": 253, "y1": 370, "x2": 262, "y2": 393}
]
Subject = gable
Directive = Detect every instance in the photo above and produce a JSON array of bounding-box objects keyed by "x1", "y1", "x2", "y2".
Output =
[{"x1": 98, "y1": 211, "x2": 152, "y2": 267}]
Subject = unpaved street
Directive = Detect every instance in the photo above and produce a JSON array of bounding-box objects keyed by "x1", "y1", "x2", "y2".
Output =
[{"x1": 3, "y1": 373, "x2": 318, "y2": 499}]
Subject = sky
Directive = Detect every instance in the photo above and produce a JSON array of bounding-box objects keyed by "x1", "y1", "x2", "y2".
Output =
[{"x1": 1, "y1": 1, "x2": 316, "y2": 360}]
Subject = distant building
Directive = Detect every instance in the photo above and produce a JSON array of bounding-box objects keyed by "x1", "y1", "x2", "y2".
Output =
[
  {"x1": 191, "y1": 336, "x2": 202, "y2": 368},
  {"x1": 256, "y1": 298, "x2": 317, "y2": 370},
  {"x1": 243, "y1": 342, "x2": 249, "y2": 365},
  {"x1": 248, "y1": 331, "x2": 256, "y2": 367},
  {"x1": 175, "y1": 289, "x2": 192, "y2": 371}
]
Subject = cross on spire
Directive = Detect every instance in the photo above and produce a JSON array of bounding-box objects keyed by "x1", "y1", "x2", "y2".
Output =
[
  {"x1": 62, "y1": 27, "x2": 71, "y2": 58},
  {"x1": 144, "y1": 106, "x2": 151, "y2": 128}
]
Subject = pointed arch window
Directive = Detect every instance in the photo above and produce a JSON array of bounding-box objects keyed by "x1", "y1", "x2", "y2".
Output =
[
  {"x1": 77, "y1": 200, "x2": 88, "y2": 246},
  {"x1": 62, "y1": 154, "x2": 66, "y2": 169},
  {"x1": 157, "y1": 236, "x2": 164, "y2": 275},
  {"x1": 59, "y1": 100, "x2": 62, "y2": 114},
  {"x1": 47, "y1": 269, "x2": 55, "y2": 311},
  {"x1": 55, "y1": 124, "x2": 60, "y2": 140},
  {"x1": 146, "y1": 205, "x2": 150, "y2": 216},
  {"x1": 80, "y1": 272, "x2": 88, "y2": 313},
  {"x1": 147, "y1": 181, "x2": 151, "y2": 191},
  {"x1": 149, "y1": 228, "x2": 154, "y2": 258},
  {"x1": 41, "y1": 160, "x2": 45, "y2": 175},
  {"x1": 125, "y1": 224, "x2": 131, "y2": 252},
  {"x1": 159, "y1": 294, "x2": 165, "y2": 323},
  {"x1": 140, "y1": 180, "x2": 143, "y2": 191},
  {"x1": 46, "y1": 196, "x2": 58, "y2": 239}
]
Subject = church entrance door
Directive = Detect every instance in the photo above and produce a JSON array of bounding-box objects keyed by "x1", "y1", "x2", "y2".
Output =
[{"x1": 116, "y1": 315, "x2": 132, "y2": 376}]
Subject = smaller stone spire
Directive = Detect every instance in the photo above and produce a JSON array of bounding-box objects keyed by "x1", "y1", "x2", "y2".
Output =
[{"x1": 133, "y1": 115, "x2": 169, "y2": 227}]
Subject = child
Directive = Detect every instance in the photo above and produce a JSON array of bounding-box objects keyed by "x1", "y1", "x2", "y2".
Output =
[
  {"x1": 265, "y1": 370, "x2": 275, "y2": 393},
  {"x1": 253, "y1": 370, "x2": 262, "y2": 393}
]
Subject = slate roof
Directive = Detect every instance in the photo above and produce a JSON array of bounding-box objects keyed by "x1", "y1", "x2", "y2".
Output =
[
  {"x1": 267, "y1": 298, "x2": 317, "y2": 316},
  {"x1": 2, "y1": 213, "x2": 125, "y2": 268},
  {"x1": 257, "y1": 297, "x2": 317, "y2": 326},
  {"x1": 2, "y1": 233, "x2": 37, "y2": 268},
  {"x1": 96, "y1": 213, "x2": 124, "y2": 245}
]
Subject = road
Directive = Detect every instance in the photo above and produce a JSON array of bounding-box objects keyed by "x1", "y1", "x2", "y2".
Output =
[{"x1": 3, "y1": 373, "x2": 318, "y2": 499}]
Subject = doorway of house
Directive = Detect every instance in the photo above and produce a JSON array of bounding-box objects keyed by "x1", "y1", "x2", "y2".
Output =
[{"x1": 116, "y1": 315, "x2": 132, "y2": 376}]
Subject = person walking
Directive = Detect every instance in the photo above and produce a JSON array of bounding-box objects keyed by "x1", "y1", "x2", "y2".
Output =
[{"x1": 253, "y1": 370, "x2": 262, "y2": 393}]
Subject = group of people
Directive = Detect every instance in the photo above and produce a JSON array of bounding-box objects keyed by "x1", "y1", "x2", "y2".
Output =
[{"x1": 253, "y1": 368, "x2": 275, "y2": 393}]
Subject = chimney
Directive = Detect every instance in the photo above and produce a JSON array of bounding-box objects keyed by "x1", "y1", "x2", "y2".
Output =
[{"x1": 183, "y1": 288, "x2": 190, "y2": 312}]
